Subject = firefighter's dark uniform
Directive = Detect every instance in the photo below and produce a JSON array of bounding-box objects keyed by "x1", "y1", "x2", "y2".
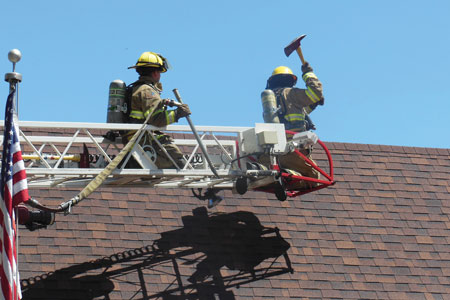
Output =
[
  {"x1": 124, "y1": 75, "x2": 184, "y2": 169},
  {"x1": 273, "y1": 70, "x2": 323, "y2": 133},
  {"x1": 260, "y1": 65, "x2": 324, "y2": 189}
]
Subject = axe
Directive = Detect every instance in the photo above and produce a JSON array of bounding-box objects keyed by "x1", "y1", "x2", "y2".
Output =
[{"x1": 284, "y1": 34, "x2": 307, "y2": 65}]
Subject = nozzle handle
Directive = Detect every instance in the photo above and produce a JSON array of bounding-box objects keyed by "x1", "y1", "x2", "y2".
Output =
[{"x1": 172, "y1": 89, "x2": 219, "y2": 178}]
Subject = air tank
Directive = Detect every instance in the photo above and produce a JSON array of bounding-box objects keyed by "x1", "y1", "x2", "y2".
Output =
[
  {"x1": 261, "y1": 89, "x2": 280, "y2": 123},
  {"x1": 107, "y1": 79, "x2": 127, "y2": 123}
]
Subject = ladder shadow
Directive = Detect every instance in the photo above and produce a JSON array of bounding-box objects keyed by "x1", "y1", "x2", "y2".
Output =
[{"x1": 21, "y1": 207, "x2": 293, "y2": 300}]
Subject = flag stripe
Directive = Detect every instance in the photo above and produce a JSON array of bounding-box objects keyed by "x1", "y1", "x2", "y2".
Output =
[
  {"x1": 13, "y1": 174, "x2": 25, "y2": 186},
  {"x1": 12, "y1": 190, "x2": 28, "y2": 208}
]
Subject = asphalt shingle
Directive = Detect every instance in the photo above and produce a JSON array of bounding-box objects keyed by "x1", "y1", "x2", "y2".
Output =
[{"x1": 12, "y1": 135, "x2": 450, "y2": 299}]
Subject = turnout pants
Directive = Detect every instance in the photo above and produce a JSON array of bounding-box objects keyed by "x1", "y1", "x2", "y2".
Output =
[
  {"x1": 259, "y1": 149, "x2": 320, "y2": 190},
  {"x1": 122, "y1": 132, "x2": 184, "y2": 169}
]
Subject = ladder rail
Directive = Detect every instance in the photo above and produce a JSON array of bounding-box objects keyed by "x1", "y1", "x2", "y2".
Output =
[
  {"x1": 1, "y1": 121, "x2": 256, "y2": 189},
  {"x1": 4, "y1": 121, "x2": 320, "y2": 197}
]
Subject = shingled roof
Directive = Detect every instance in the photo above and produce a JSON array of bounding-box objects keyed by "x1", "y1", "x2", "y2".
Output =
[{"x1": 18, "y1": 141, "x2": 450, "y2": 300}]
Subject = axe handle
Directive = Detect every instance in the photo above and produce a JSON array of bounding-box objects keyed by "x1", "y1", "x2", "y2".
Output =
[{"x1": 296, "y1": 47, "x2": 306, "y2": 65}]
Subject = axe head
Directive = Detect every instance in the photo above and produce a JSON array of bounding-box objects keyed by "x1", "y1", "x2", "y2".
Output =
[{"x1": 284, "y1": 34, "x2": 307, "y2": 57}]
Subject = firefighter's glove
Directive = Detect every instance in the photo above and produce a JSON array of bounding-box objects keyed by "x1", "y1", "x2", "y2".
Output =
[
  {"x1": 175, "y1": 104, "x2": 191, "y2": 121},
  {"x1": 301, "y1": 62, "x2": 313, "y2": 75}
]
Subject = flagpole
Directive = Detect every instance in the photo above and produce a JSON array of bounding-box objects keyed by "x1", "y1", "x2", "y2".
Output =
[
  {"x1": 5, "y1": 49, "x2": 22, "y2": 300},
  {"x1": 14, "y1": 207, "x2": 19, "y2": 300}
]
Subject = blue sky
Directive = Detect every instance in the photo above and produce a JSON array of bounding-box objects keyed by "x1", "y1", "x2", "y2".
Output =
[{"x1": 2, "y1": 0, "x2": 449, "y2": 148}]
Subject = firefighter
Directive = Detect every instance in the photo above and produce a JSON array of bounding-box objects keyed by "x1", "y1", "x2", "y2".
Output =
[
  {"x1": 124, "y1": 51, "x2": 191, "y2": 169},
  {"x1": 260, "y1": 62, "x2": 325, "y2": 189}
]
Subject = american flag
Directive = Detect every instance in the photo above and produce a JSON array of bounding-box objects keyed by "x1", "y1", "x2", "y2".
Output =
[{"x1": 0, "y1": 89, "x2": 29, "y2": 300}]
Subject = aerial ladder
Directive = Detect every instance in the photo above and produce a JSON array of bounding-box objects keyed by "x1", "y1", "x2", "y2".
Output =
[
  {"x1": 2, "y1": 49, "x2": 335, "y2": 215},
  {"x1": 3, "y1": 121, "x2": 334, "y2": 206}
]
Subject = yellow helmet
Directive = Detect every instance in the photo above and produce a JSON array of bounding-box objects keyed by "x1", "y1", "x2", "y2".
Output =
[
  {"x1": 128, "y1": 52, "x2": 171, "y2": 72},
  {"x1": 266, "y1": 66, "x2": 297, "y2": 89},
  {"x1": 270, "y1": 66, "x2": 297, "y2": 81}
]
